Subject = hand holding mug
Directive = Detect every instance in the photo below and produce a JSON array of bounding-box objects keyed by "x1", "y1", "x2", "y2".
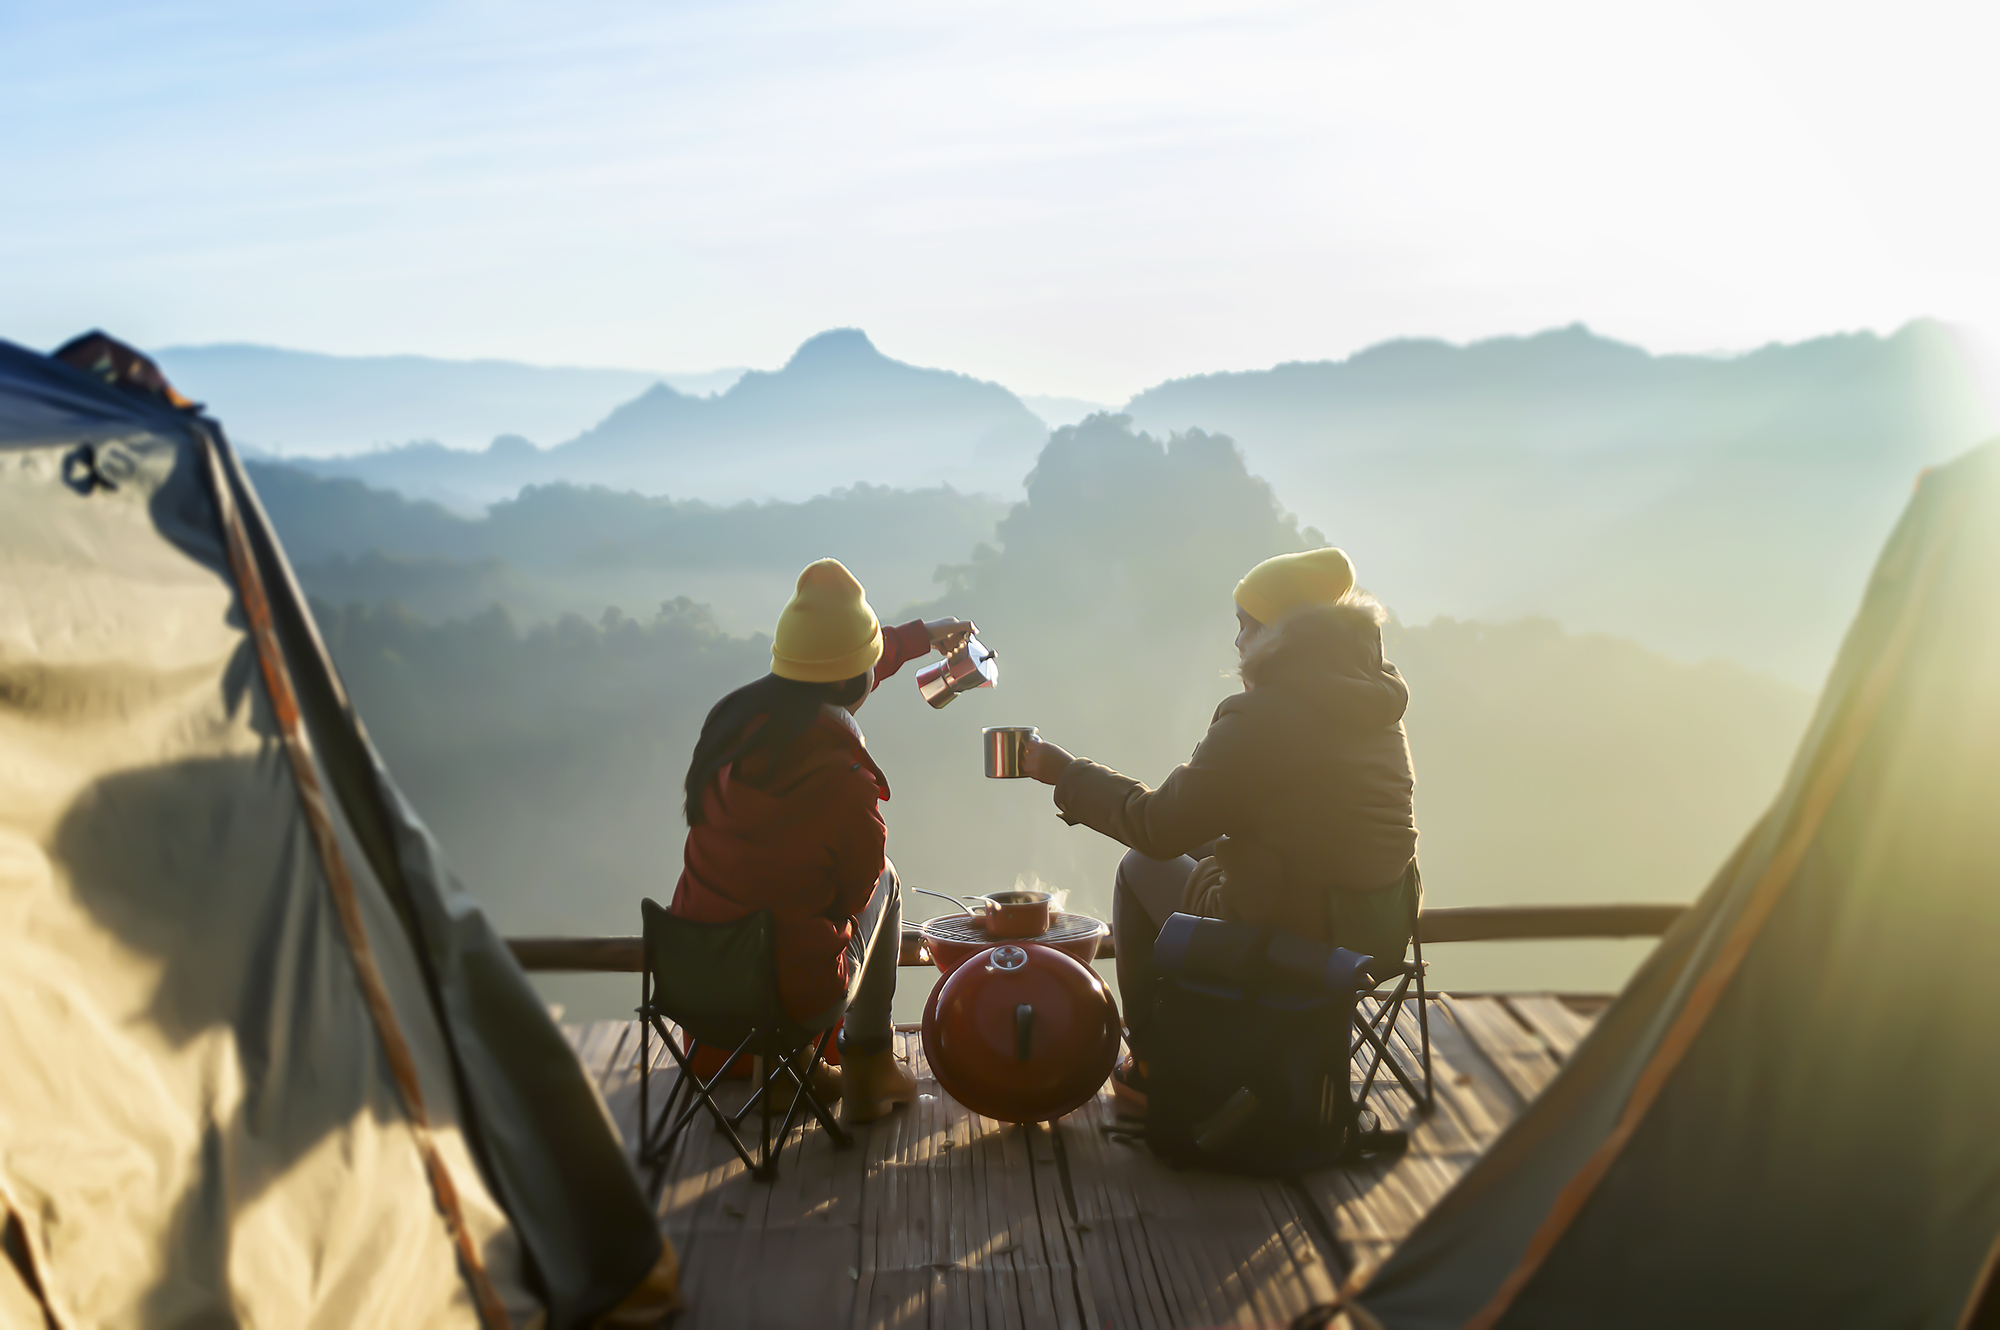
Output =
[{"x1": 1021, "y1": 736, "x2": 1074, "y2": 786}]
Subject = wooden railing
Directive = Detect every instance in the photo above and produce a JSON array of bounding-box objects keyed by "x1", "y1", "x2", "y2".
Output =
[{"x1": 504, "y1": 902, "x2": 1688, "y2": 973}]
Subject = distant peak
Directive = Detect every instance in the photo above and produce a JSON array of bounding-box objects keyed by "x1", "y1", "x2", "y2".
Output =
[{"x1": 783, "y1": 328, "x2": 883, "y2": 371}]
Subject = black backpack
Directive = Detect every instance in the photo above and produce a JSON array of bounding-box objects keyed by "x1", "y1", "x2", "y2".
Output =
[{"x1": 1143, "y1": 913, "x2": 1407, "y2": 1174}]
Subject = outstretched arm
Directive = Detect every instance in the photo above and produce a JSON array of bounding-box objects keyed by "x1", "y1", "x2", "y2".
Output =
[
  {"x1": 1023, "y1": 711, "x2": 1258, "y2": 861},
  {"x1": 873, "y1": 617, "x2": 979, "y2": 684}
]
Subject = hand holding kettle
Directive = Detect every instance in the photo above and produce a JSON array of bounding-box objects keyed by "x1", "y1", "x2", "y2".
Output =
[{"x1": 923, "y1": 617, "x2": 977, "y2": 650}]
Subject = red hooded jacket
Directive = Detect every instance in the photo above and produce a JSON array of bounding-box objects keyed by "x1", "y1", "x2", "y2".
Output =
[{"x1": 671, "y1": 620, "x2": 931, "y2": 1021}]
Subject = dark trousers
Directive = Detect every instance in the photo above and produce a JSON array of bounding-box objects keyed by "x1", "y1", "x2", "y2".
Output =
[{"x1": 1112, "y1": 849, "x2": 1202, "y2": 1061}]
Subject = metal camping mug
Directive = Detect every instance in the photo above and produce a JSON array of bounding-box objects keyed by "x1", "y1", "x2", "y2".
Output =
[
  {"x1": 983, "y1": 726, "x2": 1037, "y2": 779},
  {"x1": 917, "y1": 633, "x2": 998, "y2": 709}
]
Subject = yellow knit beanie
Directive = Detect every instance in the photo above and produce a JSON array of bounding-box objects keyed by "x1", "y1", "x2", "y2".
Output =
[
  {"x1": 771, "y1": 558, "x2": 885, "y2": 682},
  {"x1": 1233, "y1": 548, "x2": 1356, "y2": 625}
]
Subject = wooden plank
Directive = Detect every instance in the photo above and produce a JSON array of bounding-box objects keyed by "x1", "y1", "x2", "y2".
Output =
[
  {"x1": 1054, "y1": 1097, "x2": 1188, "y2": 1328},
  {"x1": 594, "y1": 1018, "x2": 862, "y2": 1330},
  {"x1": 750, "y1": 1079, "x2": 863, "y2": 1330},
  {"x1": 849, "y1": 1031, "x2": 1088, "y2": 1329},
  {"x1": 1444, "y1": 996, "x2": 1563, "y2": 1103},
  {"x1": 1051, "y1": 1098, "x2": 1166, "y2": 1329},
  {"x1": 1045, "y1": 1117, "x2": 1145, "y2": 1330},
  {"x1": 637, "y1": 1066, "x2": 755, "y2": 1325},
  {"x1": 1420, "y1": 1000, "x2": 1535, "y2": 1127},
  {"x1": 1294, "y1": 994, "x2": 1551, "y2": 1285},
  {"x1": 1024, "y1": 1119, "x2": 1102, "y2": 1330},
  {"x1": 564, "y1": 1020, "x2": 625, "y2": 1085},
  {"x1": 623, "y1": 981, "x2": 1602, "y2": 1326},
  {"x1": 596, "y1": 1022, "x2": 637, "y2": 1100},
  {"x1": 1504, "y1": 994, "x2": 1594, "y2": 1062},
  {"x1": 984, "y1": 1112, "x2": 1048, "y2": 1320},
  {"x1": 1046, "y1": 1087, "x2": 1344, "y2": 1327},
  {"x1": 1351, "y1": 998, "x2": 1505, "y2": 1159}
]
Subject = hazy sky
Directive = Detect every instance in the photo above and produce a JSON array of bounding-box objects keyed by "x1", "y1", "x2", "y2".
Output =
[{"x1": 4, "y1": 0, "x2": 1997, "y2": 401}]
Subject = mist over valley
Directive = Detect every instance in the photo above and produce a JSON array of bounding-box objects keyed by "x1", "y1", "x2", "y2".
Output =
[{"x1": 204, "y1": 315, "x2": 1981, "y2": 1014}]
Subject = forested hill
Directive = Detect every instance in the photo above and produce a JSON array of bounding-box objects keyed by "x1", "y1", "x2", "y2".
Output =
[
  {"x1": 248, "y1": 460, "x2": 1009, "y2": 632},
  {"x1": 296, "y1": 416, "x2": 1818, "y2": 1013},
  {"x1": 231, "y1": 321, "x2": 1992, "y2": 682},
  {"x1": 1126, "y1": 321, "x2": 1993, "y2": 684}
]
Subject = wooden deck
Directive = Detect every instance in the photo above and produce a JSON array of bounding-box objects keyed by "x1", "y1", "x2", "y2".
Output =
[{"x1": 563, "y1": 993, "x2": 1605, "y2": 1329}]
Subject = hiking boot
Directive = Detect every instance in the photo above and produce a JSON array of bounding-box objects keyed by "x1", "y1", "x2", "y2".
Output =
[
  {"x1": 809, "y1": 1057, "x2": 843, "y2": 1105},
  {"x1": 1111, "y1": 1053, "x2": 1149, "y2": 1118},
  {"x1": 754, "y1": 1054, "x2": 840, "y2": 1117},
  {"x1": 839, "y1": 1048, "x2": 916, "y2": 1126}
]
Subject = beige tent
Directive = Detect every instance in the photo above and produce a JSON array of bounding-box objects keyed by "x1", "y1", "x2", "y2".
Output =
[
  {"x1": 1350, "y1": 439, "x2": 2000, "y2": 1327},
  {"x1": 0, "y1": 336, "x2": 672, "y2": 1328}
]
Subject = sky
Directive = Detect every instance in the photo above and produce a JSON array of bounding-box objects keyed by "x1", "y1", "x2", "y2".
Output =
[{"x1": 4, "y1": 0, "x2": 1999, "y2": 403}]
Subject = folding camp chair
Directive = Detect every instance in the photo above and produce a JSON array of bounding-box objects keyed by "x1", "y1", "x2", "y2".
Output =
[
  {"x1": 1349, "y1": 879, "x2": 1434, "y2": 1118},
  {"x1": 637, "y1": 898, "x2": 852, "y2": 1181}
]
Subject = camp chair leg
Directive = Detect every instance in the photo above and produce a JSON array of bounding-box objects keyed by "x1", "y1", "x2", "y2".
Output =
[
  {"x1": 730, "y1": 1032, "x2": 844, "y2": 1144},
  {"x1": 757, "y1": 1055, "x2": 772, "y2": 1177},
  {"x1": 683, "y1": 1029, "x2": 760, "y2": 1136},
  {"x1": 1353, "y1": 983, "x2": 1435, "y2": 1122},
  {"x1": 1374, "y1": 998, "x2": 1430, "y2": 1107},
  {"x1": 638, "y1": 901, "x2": 858, "y2": 1182},
  {"x1": 732, "y1": 1064, "x2": 770, "y2": 1128},
  {"x1": 1355, "y1": 1019, "x2": 1397, "y2": 1106},
  {"x1": 640, "y1": 1021, "x2": 707, "y2": 1161},
  {"x1": 1377, "y1": 1007, "x2": 1428, "y2": 1105},
  {"x1": 1353, "y1": 1004, "x2": 1388, "y2": 1103},
  {"x1": 731, "y1": 1039, "x2": 786, "y2": 1128},
  {"x1": 644, "y1": 1040, "x2": 702, "y2": 1163},
  {"x1": 1353, "y1": 976, "x2": 1413, "y2": 1104},
  {"x1": 798, "y1": 1030, "x2": 852, "y2": 1150},
  {"x1": 1414, "y1": 972, "x2": 1434, "y2": 1112},
  {"x1": 754, "y1": 1049, "x2": 818, "y2": 1181},
  {"x1": 643, "y1": 1023, "x2": 764, "y2": 1174},
  {"x1": 1411, "y1": 930, "x2": 1435, "y2": 1112},
  {"x1": 638, "y1": 968, "x2": 650, "y2": 1161}
]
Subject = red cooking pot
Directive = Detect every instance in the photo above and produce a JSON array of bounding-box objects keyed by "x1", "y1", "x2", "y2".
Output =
[{"x1": 921, "y1": 942, "x2": 1121, "y2": 1124}]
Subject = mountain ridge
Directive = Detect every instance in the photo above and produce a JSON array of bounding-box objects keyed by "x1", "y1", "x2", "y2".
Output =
[
  {"x1": 291, "y1": 327, "x2": 1049, "y2": 506},
  {"x1": 205, "y1": 320, "x2": 1997, "y2": 682}
]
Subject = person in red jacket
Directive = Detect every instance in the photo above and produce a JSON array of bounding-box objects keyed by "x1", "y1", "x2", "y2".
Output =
[{"x1": 674, "y1": 558, "x2": 973, "y2": 1125}]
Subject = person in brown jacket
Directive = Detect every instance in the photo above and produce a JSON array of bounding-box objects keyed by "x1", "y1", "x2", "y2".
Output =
[{"x1": 1021, "y1": 547, "x2": 1418, "y2": 1111}]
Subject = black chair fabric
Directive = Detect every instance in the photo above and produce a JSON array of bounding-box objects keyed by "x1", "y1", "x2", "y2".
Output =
[
  {"x1": 641, "y1": 900, "x2": 795, "y2": 1051},
  {"x1": 636, "y1": 897, "x2": 851, "y2": 1183}
]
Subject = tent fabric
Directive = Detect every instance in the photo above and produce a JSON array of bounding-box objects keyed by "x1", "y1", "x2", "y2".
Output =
[
  {"x1": 0, "y1": 342, "x2": 664, "y2": 1328},
  {"x1": 1354, "y1": 439, "x2": 2000, "y2": 1329}
]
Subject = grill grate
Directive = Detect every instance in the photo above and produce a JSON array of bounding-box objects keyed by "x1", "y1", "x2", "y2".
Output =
[{"x1": 919, "y1": 910, "x2": 1106, "y2": 946}]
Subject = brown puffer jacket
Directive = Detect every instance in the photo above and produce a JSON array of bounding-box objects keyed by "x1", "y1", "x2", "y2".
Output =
[{"x1": 1052, "y1": 600, "x2": 1417, "y2": 943}]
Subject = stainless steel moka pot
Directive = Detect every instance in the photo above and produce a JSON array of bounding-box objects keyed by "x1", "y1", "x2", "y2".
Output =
[{"x1": 916, "y1": 632, "x2": 998, "y2": 708}]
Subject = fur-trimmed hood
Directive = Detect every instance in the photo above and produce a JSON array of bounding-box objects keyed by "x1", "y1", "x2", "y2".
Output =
[{"x1": 1240, "y1": 600, "x2": 1409, "y2": 730}]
